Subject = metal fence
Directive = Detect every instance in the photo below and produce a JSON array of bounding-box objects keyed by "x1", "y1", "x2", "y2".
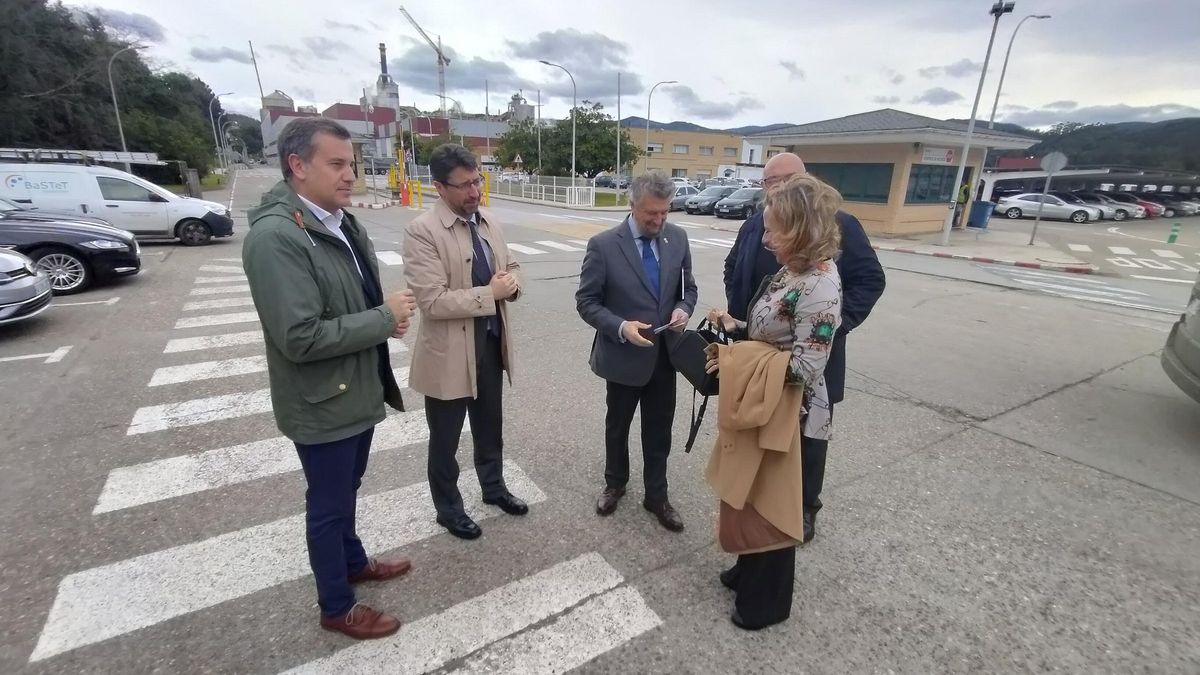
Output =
[{"x1": 405, "y1": 165, "x2": 598, "y2": 207}]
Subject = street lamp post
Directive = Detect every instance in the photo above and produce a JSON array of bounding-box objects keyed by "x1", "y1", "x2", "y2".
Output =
[
  {"x1": 938, "y1": 1, "x2": 1014, "y2": 247},
  {"x1": 539, "y1": 60, "x2": 576, "y2": 180},
  {"x1": 444, "y1": 96, "x2": 465, "y2": 144},
  {"x1": 988, "y1": 14, "x2": 1051, "y2": 129},
  {"x1": 208, "y1": 91, "x2": 233, "y2": 173},
  {"x1": 645, "y1": 80, "x2": 677, "y2": 174},
  {"x1": 107, "y1": 45, "x2": 139, "y2": 171},
  {"x1": 216, "y1": 113, "x2": 229, "y2": 169},
  {"x1": 221, "y1": 121, "x2": 238, "y2": 165}
]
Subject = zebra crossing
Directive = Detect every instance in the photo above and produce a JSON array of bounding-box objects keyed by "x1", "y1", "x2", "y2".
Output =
[
  {"x1": 987, "y1": 266, "x2": 1181, "y2": 313},
  {"x1": 368, "y1": 234, "x2": 738, "y2": 265},
  {"x1": 28, "y1": 255, "x2": 662, "y2": 670},
  {"x1": 1065, "y1": 244, "x2": 1200, "y2": 273}
]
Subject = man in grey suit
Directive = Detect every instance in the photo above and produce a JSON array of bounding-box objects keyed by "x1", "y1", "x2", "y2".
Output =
[{"x1": 576, "y1": 172, "x2": 698, "y2": 532}]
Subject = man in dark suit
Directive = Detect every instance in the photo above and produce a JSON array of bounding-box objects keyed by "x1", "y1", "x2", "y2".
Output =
[
  {"x1": 723, "y1": 152, "x2": 886, "y2": 542},
  {"x1": 576, "y1": 172, "x2": 699, "y2": 532}
]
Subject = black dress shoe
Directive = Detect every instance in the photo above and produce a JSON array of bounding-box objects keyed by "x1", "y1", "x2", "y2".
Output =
[
  {"x1": 730, "y1": 609, "x2": 768, "y2": 631},
  {"x1": 483, "y1": 492, "x2": 529, "y2": 516},
  {"x1": 803, "y1": 509, "x2": 817, "y2": 544},
  {"x1": 643, "y1": 499, "x2": 684, "y2": 532},
  {"x1": 719, "y1": 565, "x2": 739, "y2": 591},
  {"x1": 436, "y1": 514, "x2": 482, "y2": 540},
  {"x1": 596, "y1": 486, "x2": 625, "y2": 516}
]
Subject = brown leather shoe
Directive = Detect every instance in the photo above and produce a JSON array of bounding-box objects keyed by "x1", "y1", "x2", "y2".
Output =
[
  {"x1": 644, "y1": 499, "x2": 684, "y2": 532},
  {"x1": 596, "y1": 486, "x2": 626, "y2": 515},
  {"x1": 348, "y1": 557, "x2": 413, "y2": 584},
  {"x1": 319, "y1": 603, "x2": 401, "y2": 640}
]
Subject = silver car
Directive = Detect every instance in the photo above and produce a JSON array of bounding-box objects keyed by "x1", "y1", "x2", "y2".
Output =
[
  {"x1": 1163, "y1": 270, "x2": 1200, "y2": 404},
  {"x1": 0, "y1": 248, "x2": 53, "y2": 326},
  {"x1": 669, "y1": 185, "x2": 700, "y2": 211},
  {"x1": 998, "y1": 193, "x2": 1102, "y2": 223}
]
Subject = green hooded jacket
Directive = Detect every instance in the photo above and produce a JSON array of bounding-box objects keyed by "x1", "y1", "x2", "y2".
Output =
[{"x1": 242, "y1": 180, "x2": 403, "y2": 445}]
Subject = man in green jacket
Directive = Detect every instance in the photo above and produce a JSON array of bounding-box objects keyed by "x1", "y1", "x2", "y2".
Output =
[{"x1": 242, "y1": 118, "x2": 417, "y2": 640}]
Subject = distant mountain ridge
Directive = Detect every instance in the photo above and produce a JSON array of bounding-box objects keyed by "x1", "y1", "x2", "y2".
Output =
[{"x1": 619, "y1": 117, "x2": 796, "y2": 136}]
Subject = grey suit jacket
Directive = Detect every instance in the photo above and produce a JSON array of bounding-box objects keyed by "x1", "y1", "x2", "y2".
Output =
[{"x1": 576, "y1": 218, "x2": 698, "y2": 387}]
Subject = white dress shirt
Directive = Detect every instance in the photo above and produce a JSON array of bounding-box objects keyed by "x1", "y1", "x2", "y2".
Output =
[{"x1": 298, "y1": 194, "x2": 363, "y2": 279}]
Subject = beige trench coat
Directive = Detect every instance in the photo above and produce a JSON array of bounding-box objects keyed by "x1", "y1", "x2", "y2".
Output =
[{"x1": 403, "y1": 200, "x2": 522, "y2": 400}]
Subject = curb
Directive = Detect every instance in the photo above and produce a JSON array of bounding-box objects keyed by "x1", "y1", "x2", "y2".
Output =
[
  {"x1": 873, "y1": 244, "x2": 1098, "y2": 274},
  {"x1": 350, "y1": 200, "x2": 400, "y2": 210}
]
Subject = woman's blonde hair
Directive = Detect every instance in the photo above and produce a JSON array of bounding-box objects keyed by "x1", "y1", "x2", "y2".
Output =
[{"x1": 763, "y1": 173, "x2": 842, "y2": 274}]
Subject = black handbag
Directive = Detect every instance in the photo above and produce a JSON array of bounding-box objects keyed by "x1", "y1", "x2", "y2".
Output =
[{"x1": 667, "y1": 318, "x2": 730, "y2": 452}]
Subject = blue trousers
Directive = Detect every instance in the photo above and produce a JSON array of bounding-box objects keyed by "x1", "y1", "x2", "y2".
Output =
[{"x1": 294, "y1": 427, "x2": 374, "y2": 617}]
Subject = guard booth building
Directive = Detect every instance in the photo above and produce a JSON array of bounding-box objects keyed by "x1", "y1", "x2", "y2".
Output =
[{"x1": 749, "y1": 109, "x2": 1038, "y2": 236}]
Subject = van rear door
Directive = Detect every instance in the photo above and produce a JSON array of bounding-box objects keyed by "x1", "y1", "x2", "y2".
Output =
[{"x1": 94, "y1": 176, "x2": 171, "y2": 235}]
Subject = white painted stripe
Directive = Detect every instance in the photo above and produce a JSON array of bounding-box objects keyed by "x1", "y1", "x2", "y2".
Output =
[
  {"x1": 44, "y1": 346, "x2": 72, "y2": 363},
  {"x1": 536, "y1": 240, "x2": 584, "y2": 252},
  {"x1": 195, "y1": 275, "x2": 247, "y2": 284},
  {"x1": 182, "y1": 297, "x2": 255, "y2": 312},
  {"x1": 1170, "y1": 261, "x2": 1199, "y2": 273},
  {"x1": 687, "y1": 240, "x2": 711, "y2": 248},
  {"x1": 283, "y1": 553, "x2": 623, "y2": 675},
  {"x1": 148, "y1": 355, "x2": 266, "y2": 386},
  {"x1": 189, "y1": 284, "x2": 250, "y2": 296},
  {"x1": 1067, "y1": 244, "x2": 1093, "y2": 252},
  {"x1": 0, "y1": 346, "x2": 72, "y2": 364},
  {"x1": 1013, "y1": 279, "x2": 1148, "y2": 298},
  {"x1": 696, "y1": 239, "x2": 732, "y2": 248},
  {"x1": 199, "y1": 264, "x2": 244, "y2": 274},
  {"x1": 449, "y1": 587, "x2": 661, "y2": 675},
  {"x1": 30, "y1": 461, "x2": 545, "y2": 662},
  {"x1": 569, "y1": 239, "x2": 590, "y2": 246},
  {"x1": 1152, "y1": 249, "x2": 1183, "y2": 259},
  {"x1": 96, "y1": 410, "x2": 437, "y2": 513},
  {"x1": 1042, "y1": 293, "x2": 1179, "y2": 314},
  {"x1": 211, "y1": 258, "x2": 242, "y2": 262},
  {"x1": 563, "y1": 215, "x2": 605, "y2": 222},
  {"x1": 1108, "y1": 246, "x2": 1136, "y2": 255},
  {"x1": 127, "y1": 368, "x2": 409, "y2": 435},
  {"x1": 710, "y1": 237, "x2": 737, "y2": 244},
  {"x1": 595, "y1": 216, "x2": 623, "y2": 222},
  {"x1": 175, "y1": 312, "x2": 259, "y2": 329},
  {"x1": 1130, "y1": 275, "x2": 1197, "y2": 284},
  {"x1": 507, "y1": 244, "x2": 545, "y2": 255},
  {"x1": 163, "y1": 330, "x2": 261, "y2": 353},
  {"x1": 54, "y1": 296, "x2": 119, "y2": 307},
  {"x1": 376, "y1": 251, "x2": 404, "y2": 266},
  {"x1": 676, "y1": 221, "x2": 706, "y2": 228},
  {"x1": 1107, "y1": 257, "x2": 1142, "y2": 268},
  {"x1": 1133, "y1": 258, "x2": 1174, "y2": 270},
  {"x1": 1002, "y1": 269, "x2": 1112, "y2": 285}
]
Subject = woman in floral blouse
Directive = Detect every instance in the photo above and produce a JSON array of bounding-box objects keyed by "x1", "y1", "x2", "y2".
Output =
[{"x1": 705, "y1": 172, "x2": 843, "y2": 629}]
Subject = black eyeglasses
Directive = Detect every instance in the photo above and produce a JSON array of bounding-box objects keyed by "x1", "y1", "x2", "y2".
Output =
[{"x1": 441, "y1": 177, "x2": 485, "y2": 190}]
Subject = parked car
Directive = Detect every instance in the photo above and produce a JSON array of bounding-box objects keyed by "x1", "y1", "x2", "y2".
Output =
[
  {"x1": 669, "y1": 185, "x2": 700, "y2": 211},
  {"x1": 0, "y1": 162, "x2": 234, "y2": 245},
  {"x1": 685, "y1": 186, "x2": 737, "y2": 215},
  {"x1": 1162, "y1": 269, "x2": 1200, "y2": 404},
  {"x1": 1050, "y1": 191, "x2": 1119, "y2": 220},
  {"x1": 997, "y1": 193, "x2": 1100, "y2": 223},
  {"x1": 0, "y1": 248, "x2": 53, "y2": 326},
  {"x1": 0, "y1": 215, "x2": 140, "y2": 294},
  {"x1": 714, "y1": 188, "x2": 763, "y2": 219},
  {"x1": 0, "y1": 196, "x2": 118, "y2": 227},
  {"x1": 1137, "y1": 193, "x2": 1199, "y2": 218},
  {"x1": 1072, "y1": 192, "x2": 1145, "y2": 220},
  {"x1": 1105, "y1": 192, "x2": 1165, "y2": 218},
  {"x1": 594, "y1": 175, "x2": 614, "y2": 188}
]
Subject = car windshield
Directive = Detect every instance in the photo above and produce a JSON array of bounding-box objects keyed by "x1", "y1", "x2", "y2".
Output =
[
  {"x1": 700, "y1": 187, "x2": 727, "y2": 196},
  {"x1": 729, "y1": 189, "x2": 759, "y2": 199}
]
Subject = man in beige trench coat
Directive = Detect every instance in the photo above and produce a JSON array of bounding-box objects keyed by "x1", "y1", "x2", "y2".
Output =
[{"x1": 403, "y1": 144, "x2": 528, "y2": 540}]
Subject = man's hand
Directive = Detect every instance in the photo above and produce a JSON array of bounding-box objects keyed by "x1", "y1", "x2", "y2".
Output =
[
  {"x1": 385, "y1": 289, "x2": 416, "y2": 323},
  {"x1": 489, "y1": 272, "x2": 518, "y2": 301},
  {"x1": 621, "y1": 320, "x2": 654, "y2": 347},
  {"x1": 668, "y1": 308, "x2": 689, "y2": 333},
  {"x1": 391, "y1": 315, "x2": 411, "y2": 338}
]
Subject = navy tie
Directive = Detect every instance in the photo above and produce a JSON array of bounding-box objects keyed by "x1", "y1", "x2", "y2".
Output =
[
  {"x1": 638, "y1": 235, "x2": 660, "y2": 300},
  {"x1": 468, "y1": 220, "x2": 501, "y2": 337}
]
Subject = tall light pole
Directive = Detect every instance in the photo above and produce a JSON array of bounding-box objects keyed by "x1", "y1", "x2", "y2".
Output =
[
  {"x1": 645, "y1": 80, "x2": 677, "y2": 174},
  {"x1": 216, "y1": 113, "x2": 229, "y2": 171},
  {"x1": 444, "y1": 95, "x2": 465, "y2": 144},
  {"x1": 939, "y1": 1, "x2": 1014, "y2": 246},
  {"x1": 107, "y1": 45, "x2": 139, "y2": 171},
  {"x1": 988, "y1": 14, "x2": 1051, "y2": 129},
  {"x1": 222, "y1": 121, "x2": 238, "y2": 165},
  {"x1": 539, "y1": 60, "x2": 576, "y2": 180},
  {"x1": 208, "y1": 91, "x2": 233, "y2": 172}
]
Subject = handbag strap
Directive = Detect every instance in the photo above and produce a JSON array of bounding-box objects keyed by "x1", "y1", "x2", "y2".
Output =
[{"x1": 684, "y1": 388, "x2": 711, "y2": 453}]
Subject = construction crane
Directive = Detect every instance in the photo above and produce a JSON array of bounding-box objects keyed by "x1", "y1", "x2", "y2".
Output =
[{"x1": 398, "y1": 6, "x2": 450, "y2": 119}]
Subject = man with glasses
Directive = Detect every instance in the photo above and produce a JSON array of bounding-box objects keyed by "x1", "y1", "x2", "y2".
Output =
[
  {"x1": 404, "y1": 144, "x2": 528, "y2": 540},
  {"x1": 722, "y1": 152, "x2": 886, "y2": 544}
]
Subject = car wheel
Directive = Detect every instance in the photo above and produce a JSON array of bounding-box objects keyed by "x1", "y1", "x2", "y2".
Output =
[
  {"x1": 31, "y1": 247, "x2": 93, "y2": 295},
  {"x1": 177, "y1": 219, "x2": 213, "y2": 246},
  {"x1": 1163, "y1": 208, "x2": 1176, "y2": 218},
  {"x1": 1005, "y1": 207, "x2": 1022, "y2": 219},
  {"x1": 1114, "y1": 210, "x2": 1128, "y2": 221},
  {"x1": 744, "y1": 206, "x2": 754, "y2": 219},
  {"x1": 1070, "y1": 210, "x2": 1089, "y2": 223}
]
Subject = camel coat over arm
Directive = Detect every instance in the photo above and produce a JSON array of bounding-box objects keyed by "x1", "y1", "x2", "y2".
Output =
[
  {"x1": 705, "y1": 339, "x2": 807, "y2": 551},
  {"x1": 403, "y1": 200, "x2": 522, "y2": 401}
]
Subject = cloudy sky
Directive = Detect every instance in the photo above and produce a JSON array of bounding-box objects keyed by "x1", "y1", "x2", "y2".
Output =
[{"x1": 72, "y1": 0, "x2": 1200, "y2": 130}]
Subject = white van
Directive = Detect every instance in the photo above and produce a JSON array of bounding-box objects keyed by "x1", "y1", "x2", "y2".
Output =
[{"x1": 0, "y1": 163, "x2": 234, "y2": 245}]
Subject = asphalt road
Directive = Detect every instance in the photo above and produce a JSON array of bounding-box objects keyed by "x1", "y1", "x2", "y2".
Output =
[{"x1": 1, "y1": 169, "x2": 1197, "y2": 674}]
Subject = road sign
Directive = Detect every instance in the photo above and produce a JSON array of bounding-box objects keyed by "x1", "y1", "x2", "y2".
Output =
[{"x1": 1030, "y1": 152, "x2": 1070, "y2": 245}]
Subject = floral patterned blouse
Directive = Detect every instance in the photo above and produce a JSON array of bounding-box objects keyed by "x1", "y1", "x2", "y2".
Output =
[{"x1": 742, "y1": 260, "x2": 842, "y2": 440}]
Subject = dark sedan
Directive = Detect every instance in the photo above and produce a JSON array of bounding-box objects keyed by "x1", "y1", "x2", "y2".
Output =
[
  {"x1": 0, "y1": 197, "x2": 116, "y2": 227},
  {"x1": 714, "y1": 188, "x2": 763, "y2": 219},
  {"x1": 0, "y1": 216, "x2": 141, "y2": 294},
  {"x1": 685, "y1": 186, "x2": 737, "y2": 215}
]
